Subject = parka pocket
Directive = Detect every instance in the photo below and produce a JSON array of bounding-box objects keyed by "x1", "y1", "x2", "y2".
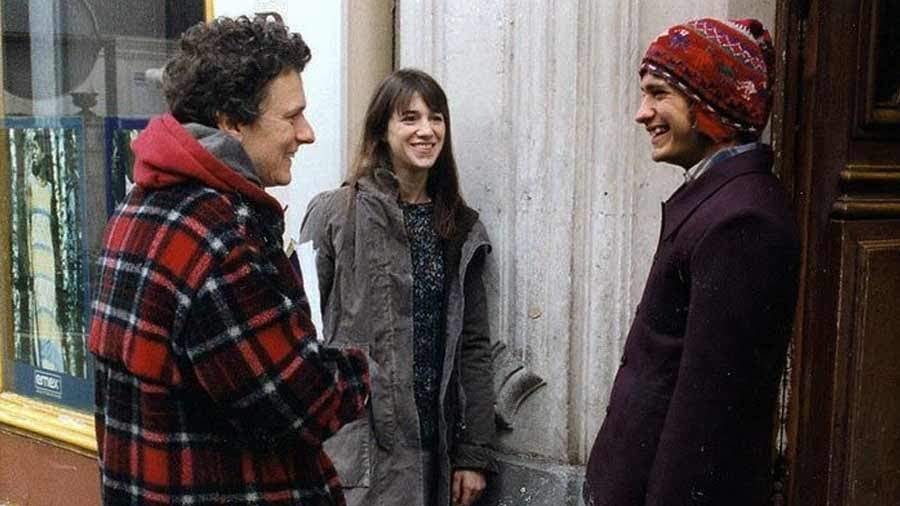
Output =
[{"x1": 324, "y1": 417, "x2": 372, "y2": 488}]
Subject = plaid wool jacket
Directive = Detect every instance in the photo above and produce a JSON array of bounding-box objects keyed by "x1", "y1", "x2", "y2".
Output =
[{"x1": 89, "y1": 114, "x2": 369, "y2": 505}]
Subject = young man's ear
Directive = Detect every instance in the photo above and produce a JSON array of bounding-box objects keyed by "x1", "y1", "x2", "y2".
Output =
[
  {"x1": 216, "y1": 113, "x2": 243, "y2": 140},
  {"x1": 687, "y1": 101, "x2": 699, "y2": 130}
]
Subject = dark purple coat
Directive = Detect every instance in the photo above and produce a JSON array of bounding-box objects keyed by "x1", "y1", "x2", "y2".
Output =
[{"x1": 584, "y1": 146, "x2": 800, "y2": 506}]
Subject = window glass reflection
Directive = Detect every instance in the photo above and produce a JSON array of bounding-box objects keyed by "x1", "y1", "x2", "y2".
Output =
[{"x1": 1, "y1": 0, "x2": 205, "y2": 410}]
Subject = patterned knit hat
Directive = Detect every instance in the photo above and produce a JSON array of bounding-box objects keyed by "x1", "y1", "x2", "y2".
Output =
[{"x1": 640, "y1": 18, "x2": 775, "y2": 143}]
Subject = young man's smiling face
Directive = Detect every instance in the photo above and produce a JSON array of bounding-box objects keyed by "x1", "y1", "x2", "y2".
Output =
[{"x1": 635, "y1": 73, "x2": 711, "y2": 169}]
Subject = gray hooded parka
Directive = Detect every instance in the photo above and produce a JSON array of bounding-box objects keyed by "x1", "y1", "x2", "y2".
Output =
[{"x1": 300, "y1": 168, "x2": 496, "y2": 506}]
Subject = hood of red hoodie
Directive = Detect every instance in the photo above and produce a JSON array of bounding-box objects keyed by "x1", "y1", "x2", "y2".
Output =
[{"x1": 132, "y1": 114, "x2": 283, "y2": 215}]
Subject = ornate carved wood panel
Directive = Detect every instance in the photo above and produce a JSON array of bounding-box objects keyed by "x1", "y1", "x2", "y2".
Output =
[
  {"x1": 828, "y1": 226, "x2": 900, "y2": 505},
  {"x1": 840, "y1": 235, "x2": 900, "y2": 505}
]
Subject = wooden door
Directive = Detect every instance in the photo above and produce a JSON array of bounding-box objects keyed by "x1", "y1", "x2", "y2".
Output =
[{"x1": 775, "y1": 0, "x2": 900, "y2": 504}]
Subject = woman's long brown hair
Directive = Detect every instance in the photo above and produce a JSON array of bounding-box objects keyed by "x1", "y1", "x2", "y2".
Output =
[{"x1": 346, "y1": 68, "x2": 467, "y2": 240}]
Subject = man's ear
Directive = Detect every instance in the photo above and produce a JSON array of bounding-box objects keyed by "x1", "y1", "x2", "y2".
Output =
[{"x1": 216, "y1": 113, "x2": 243, "y2": 140}]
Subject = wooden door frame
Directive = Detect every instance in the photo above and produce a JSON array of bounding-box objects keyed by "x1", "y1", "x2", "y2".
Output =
[
  {"x1": 775, "y1": 0, "x2": 849, "y2": 503},
  {"x1": 775, "y1": 1, "x2": 900, "y2": 504}
]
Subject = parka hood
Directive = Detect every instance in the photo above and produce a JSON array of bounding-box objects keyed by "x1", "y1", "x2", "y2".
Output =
[{"x1": 132, "y1": 113, "x2": 283, "y2": 215}]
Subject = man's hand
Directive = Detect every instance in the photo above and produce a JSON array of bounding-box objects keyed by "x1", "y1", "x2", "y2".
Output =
[{"x1": 452, "y1": 469, "x2": 486, "y2": 506}]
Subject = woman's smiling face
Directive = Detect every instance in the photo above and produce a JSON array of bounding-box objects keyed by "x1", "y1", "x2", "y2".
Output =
[{"x1": 385, "y1": 93, "x2": 445, "y2": 175}]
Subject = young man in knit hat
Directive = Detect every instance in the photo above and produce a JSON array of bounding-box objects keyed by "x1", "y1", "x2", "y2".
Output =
[{"x1": 583, "y1": 18, "x2": 801, "y2": 505}]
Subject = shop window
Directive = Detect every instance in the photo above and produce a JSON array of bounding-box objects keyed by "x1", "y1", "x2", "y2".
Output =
[{"x1": 0, "y1": 0, "x2": 206, "y2": 450}]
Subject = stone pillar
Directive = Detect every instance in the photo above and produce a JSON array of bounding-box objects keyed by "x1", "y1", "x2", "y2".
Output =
[
  {"x1": 79, "y1": 110, "x2": 107, "y2": 273},
  {"x1": 398, "y1": 1, "x2": 776, "y2": 503}
]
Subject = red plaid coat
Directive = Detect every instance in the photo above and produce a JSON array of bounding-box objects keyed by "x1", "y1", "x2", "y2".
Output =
[{"x1": 89, "y1": 114, "x2": 369, "y2": 505}]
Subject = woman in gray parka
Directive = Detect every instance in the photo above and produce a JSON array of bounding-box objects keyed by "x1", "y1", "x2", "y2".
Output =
[{"x1": 300, "y1": 69, "x2": 496, "y2": 506}]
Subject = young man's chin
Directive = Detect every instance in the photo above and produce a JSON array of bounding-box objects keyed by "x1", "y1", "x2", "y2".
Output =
[
  {"x1": 650, "y1": 150, "x2": 668, "y2": 163},
  {"x1": 652, "y1": 148, "x2": 697, "y2": 169}
]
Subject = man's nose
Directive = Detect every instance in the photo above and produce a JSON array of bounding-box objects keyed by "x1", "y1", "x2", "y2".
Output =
[
  {"x1": 635, "y1": 98, "x2": 653, "y2": 124},
  {"x1": 296, "y1": 117, "x2": 315, "y2": 144}
]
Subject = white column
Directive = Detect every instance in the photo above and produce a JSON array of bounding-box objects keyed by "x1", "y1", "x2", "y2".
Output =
[
  {"x1": 398, "y1": 0, "x2": 775, "y2": 467},
  {"x1": 568, "y1": 0, "x2": 659, "y2": 465},
  {"x1": 29, "y1": 0, "x2": 62, "y2": 115},
  {"x1": 400, "y1": 0, "x2": 583, "y2": 461}
]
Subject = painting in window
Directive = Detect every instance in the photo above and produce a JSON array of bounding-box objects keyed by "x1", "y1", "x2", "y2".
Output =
[
  {"x1": 105, "y1": 117, "x2": 147, "y2": 215},
  {"x1": 3, "y1": 116, "x2": 93, "y2": 409}
]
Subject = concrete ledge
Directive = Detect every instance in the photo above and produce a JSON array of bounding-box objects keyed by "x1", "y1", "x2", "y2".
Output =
[{"x1": 481, "y1": 452, "x2": 585, "y2": 506}]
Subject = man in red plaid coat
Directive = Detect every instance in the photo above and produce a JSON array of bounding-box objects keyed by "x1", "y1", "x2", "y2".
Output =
[{"x1": 89, "y1": 15, "x2": 369, "y2": 505}]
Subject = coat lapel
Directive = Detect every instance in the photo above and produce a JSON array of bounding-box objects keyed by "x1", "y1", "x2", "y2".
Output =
[{"x1": 661, "y1": 146, "x2": 774, "y2": 241}]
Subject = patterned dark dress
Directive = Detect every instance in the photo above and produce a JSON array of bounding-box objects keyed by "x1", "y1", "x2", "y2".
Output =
[{"x1": 400, "y1": 201, "x2": 445, "y2": 450}]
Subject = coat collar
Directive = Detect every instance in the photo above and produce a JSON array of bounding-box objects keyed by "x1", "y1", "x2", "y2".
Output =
[
  {"x1": 356, "y1": 166, "x2": 484, "y2": 243},
  {"x1": 357, "y1": 166, "x2": 402, "y2": 201},
  {"x1": 132, "y1": 114, "x2": 284, "y2": 215},
  {"x1": 661, "y1": 144, "x2": 773, "y2": 241}
]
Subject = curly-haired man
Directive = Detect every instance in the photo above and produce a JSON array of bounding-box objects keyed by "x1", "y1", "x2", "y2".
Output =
[{"x1": 89, "y1": 15, "x2": 370, "y2": 505}]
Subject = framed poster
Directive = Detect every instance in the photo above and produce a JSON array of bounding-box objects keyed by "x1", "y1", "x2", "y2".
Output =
[{"x1": 1, "y1": 116, "x2": 93, "y2": 410}]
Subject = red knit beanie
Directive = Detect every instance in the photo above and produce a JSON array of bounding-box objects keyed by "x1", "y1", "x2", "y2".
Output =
[{"x1": 640, "y1": 18, "x2": 775, "y2": 143}]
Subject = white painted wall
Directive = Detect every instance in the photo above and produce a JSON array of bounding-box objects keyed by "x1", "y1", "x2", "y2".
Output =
[{"x1": 398, "y1": 0, "x2": 777, "y2": 465}]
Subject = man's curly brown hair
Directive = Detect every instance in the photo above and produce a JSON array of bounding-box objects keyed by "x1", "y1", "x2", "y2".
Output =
[{"x1": 163, "y1": 15, "x2": 311, "y2": 127}]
